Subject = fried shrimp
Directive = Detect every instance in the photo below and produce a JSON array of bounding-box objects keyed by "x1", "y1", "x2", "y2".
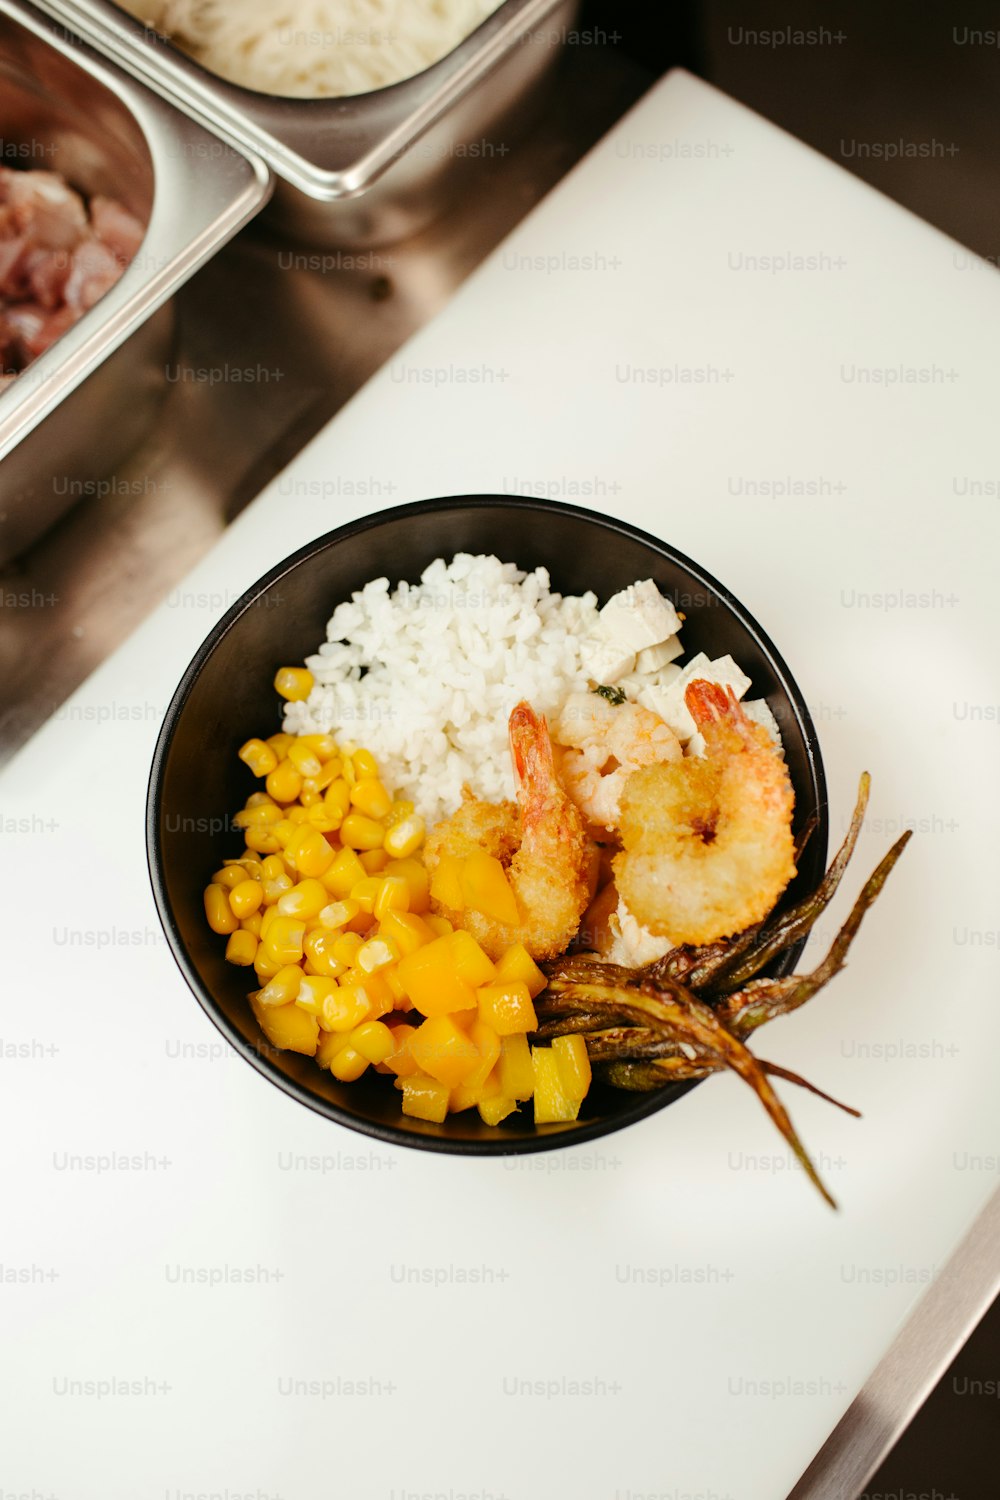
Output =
[
  {"x1": 554, "y1": 691, "x2": 681, "y2": 831},
  {"x1": 615, "y1": 680, "x2": 795, "y2": 945},
  {"x1": 425, "y1": 701, "x2": 595, "y2": 961}
]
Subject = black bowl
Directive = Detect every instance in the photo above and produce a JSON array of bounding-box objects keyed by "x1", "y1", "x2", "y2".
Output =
[{"x1": 147, "y1": 496, "x2": 828, "y2": 1153}]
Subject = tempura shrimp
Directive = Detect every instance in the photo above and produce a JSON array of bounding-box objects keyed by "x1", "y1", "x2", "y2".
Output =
[
  {"x1": 615, "y1": 680, "x2": 795, "y2": 945},
  {"x1": 425, "y1": 701, "x2": 596, "y2": 961},
  {"x1": 553, "y1": 691, "x2": 681, "y2": 831}
]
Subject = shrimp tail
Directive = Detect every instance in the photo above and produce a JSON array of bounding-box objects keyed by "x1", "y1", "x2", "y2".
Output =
[{"x1": 509, "y1": 701, "x2": 555, "y2": 817}]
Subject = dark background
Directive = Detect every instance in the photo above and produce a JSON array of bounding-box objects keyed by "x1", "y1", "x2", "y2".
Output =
[{"x1": 580, "y1": 1, "x2": 1000, "y2": 1497}]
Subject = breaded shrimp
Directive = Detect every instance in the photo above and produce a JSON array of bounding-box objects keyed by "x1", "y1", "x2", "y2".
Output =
[
  {"x1": 615, "y1": 680, "x2": 795, "y2": 945},
  {"x1": 425, "y1": 701, "x2": 595, "y2": 961},
  {"x1": 553, "y1": 691, "x2": 681, "y2": 831}
]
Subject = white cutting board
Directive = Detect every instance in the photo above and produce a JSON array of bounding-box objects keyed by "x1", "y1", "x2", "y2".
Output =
[{"x1": 3, "y1": 70, "x2": 998, "y2": 1500}]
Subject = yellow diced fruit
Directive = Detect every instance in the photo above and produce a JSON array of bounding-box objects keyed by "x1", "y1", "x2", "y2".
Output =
[
  {"x1": 447, "y1": 1021, "x2": 501, "y2": 1110},
  {"x1": 429, "y1": 853, "x2": 464, "y2": 911},
  {"x1": 229, "y1": 879, "x2": 263, "y2": 920},
  {"x1": 531, "y1": 1047, "x2": 581, "y2": 1124},
  {"x1": 386, "y1": 1024, "x2": 419, "y2": 1077},
  {"x1": 287, "y1": 826, "x2": 335, "y2": 878},
  {"x1": 329, "y1": 1045, "x2": 369, "y2": 1082},
  {"x1": 494, "y1": 942, "x2": 547, "y2": 1000},
  {"x1": 478, "y1": 1095, "x2": 518, "y2": 1126},
  {"x1": 447, "y1": 930, "x2": 496, "y2": 988},
  {"x1": 374, "y1": 875, "x2": 409, "y2": 921},
  {"x1": 320, "y1": 984, "x2": 371, "y2": 1033},
  {"x1": 397, "y1": 936, "x2": 477, "y2": 1017},
  {"x1": 204, "y1": 884, "x2": 238, "y2": 935},
  {"x1": 379, "y1": 909, "x2": 433, "y2": 957},
  {"x1": 225, "y1": 930, "x2": 258, "y2": 967},
  {"x1": 302, "y1": 928, "x2": 348, "y2": 979},
  {"x1": 552, "y1": 1034, "x2": 592, "y2": 1102},
  {"x1": 359, "y1": 849, "x2": 389, "y2": 874},
  {"x1": 274, "y1": 667, "x2": 314, "y2": 702},
  {"x1": 350, "y1": 778, "x2": 392, "y2": 820},
  {"x1": 385, "y1": 967, "x2": 409, "y2": 1006},
  {"x1": 211, "y1": 864, "x2": 246, "y2": 890},
  {"x1": 477, "y1": 980, "x2": 538, "y2": 1037},
  {"x1": 424, "y1": 914, "x2": 453, "y2": 937},
  {"x1": 250, "y1": 994, "x2": 318, "y2": 1056},
  {"x1": 341, "y1": 813, "x2": 385, "y2": 852},
  {"x1": 277, "y1": 878, "x2": 328, "y2": 920},
  {"x1": 295, "y1": 975, "x2": 339, "y2": 1015},
  {"x1": 460, "y1": 850, "x2": 520, "y2": 926},
  {"x1": 323, "y1": 779, "x2": 352, "y2": 819},
  {"x1": 352, "y1": 748, "x2": 378, "y2": 780},
  {"x1": 262, "y1": 915, "x2": 306, "y2": 966},
  {"x1": 386, "y1": 858, "x2": 431, "y2": 913},
  {"x1": 256, "y1": 964, "x2": 305, "y2": 1008},
  {"x1": 383, "y1": 815, "x2": 425, "y2": 860},
  {"x1": 409, "y1": 1014, "x2": 481, "y2": 1088},
  {"x1": 351, "y1": 1021, "x2": 395, "y2": 1065},
  {"x1": 321, "y1": 846, "x2": 366, "y2": 897},
  {"x1": 401, "y1": 1073, "x2": 450, "y2": 1124},
  {"x1": 238, "y1": 738, "x2": 279, "y2": 778},
  {"x1": 499, "y1": 1033, "x2": 535, "y2": 1101}
]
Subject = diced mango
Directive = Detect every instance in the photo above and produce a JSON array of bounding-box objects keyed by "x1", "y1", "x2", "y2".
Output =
[
  {"x1": 424, "y1": 914, "x2": 453, "y2": 937},
  {"x1": 552, "y1": 1033, "x2": 592, "y2": 1102},
  {"x1": 498, "y1": 1033, "x2": 535, "y2": 1101},
  {"x1": 447, "y1": 930, "x2": 496, "y2": 988},
  {"x1": 429, "y1": 853, "x2": 464, "y2": 911},
  {"x1": 477, "y1": 980, "x2": 538, "y2": 1037},
  {"x1": 448, "y1": 1021, "x2": 501, "y2": 1110},
  {"x1": 460, "y1": 850, "x2": 519, "y2": 927},
  {"x1": 531, "y1": 1046, "x2": 581, "y2": 1123},
  {"x1": 397, "y1": 936, "x2": 477, "y2": 1017},
  {"x1": 401, "y1": 1073, "x2": 450, "y2": 1124},
  {"x1": 385, "y1": 1023, "x2": 419, "y2": 1078},
  {"x1": 478, "y1": 1095, "x2": 518, "y2": 1126},
  {"x1": 409, "y1": 1015, "x2": 481, "y2": 1088},
  {"x1": 494, "y1": 942, "x2": 547, "y2": 1000},
  {"x1": 250, "y1": 994, "x2": 319, "y2": 1056}
]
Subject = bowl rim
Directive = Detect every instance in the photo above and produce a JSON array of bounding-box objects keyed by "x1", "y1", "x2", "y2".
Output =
[{"x1": 147, "y1": 494, "x2": 829, "y2": 1155}]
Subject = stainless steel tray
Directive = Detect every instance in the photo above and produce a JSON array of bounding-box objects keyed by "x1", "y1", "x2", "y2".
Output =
[
  {"x1": 0, "y1": 0, "x2": 270, "y2": 559},
  {"x1": 36, "y1": 0, "x2": 580, "y2": 244}
]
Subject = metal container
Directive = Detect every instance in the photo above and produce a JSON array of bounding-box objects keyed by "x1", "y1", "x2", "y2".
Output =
[
  {"x1": 0, "y1": 0, "x2": 270, "y2": 563},
  {"x1": 36, "y1": 0, "x2": 581, "y2": 245}
]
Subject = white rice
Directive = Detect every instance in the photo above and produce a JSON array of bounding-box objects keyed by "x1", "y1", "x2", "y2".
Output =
[
  {"x1": 284, "y1": 553, "x2": 602, "y2": 824},
  {"x1": 120, "y1": 0, "x2": 504, "y2": 98}
]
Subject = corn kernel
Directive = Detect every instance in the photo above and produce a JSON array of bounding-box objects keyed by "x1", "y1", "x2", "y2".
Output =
[
  {"x1": 233, "y1": 800, "x2": 281, "y2": 828},
  {"x1": 262, "y1": 915, "x2": 306, "y2": 965},
  {"x1": 321, "y1": 846, "x2": 366, "y2": 897},
  {"x1": 277, "y1": 878, "x2": 328, "y2": 920},
  {"x1": 298, "y1": 785, "x2": 322, "y2": 807},
  {"x1": 424, "y1": 914, "x2": 453, "y2": 938},
  {"x1": 287, "y1": 806, "x2": 309, "y2": 824},
  {"x1": 288, "y1": 739, "x2": 322, "y2": 778},
  {"x1": 257, "y1": 964, "x2": 305, "y2": 1008},
  {"x1": 266, "y1": 732, "x2": 295, "y2": 759},
  {"x1": 238, "y1": 738, "x2": 279, "y2": 778},
  {"x1": 250, "y1": 992, "x2": 318, "y2": 1055},
  {"x1": 265, "y1": 759, "x2": 303, "y2": 805},
  {"x1": 385, "y1": 966, "x2": 409, "y2": 1005},
  {"x1": 329, "y1": 1045, "x2": 369, "y2": 1082},
  {"x1": 324, "y1": 779, "x2": 352, "y2": 819},
  {"x1": 358, "y1": 848, "x2": 389, "y2": 874},
  {"x1": 305, "y1": 805, "x2": 340, "y2": 833},
  {"x1": 253, "y1": 948, "x2": 282, "y2": 982},
  {"x1": 303, "y1": 758, "x2": 342, "y2": 794},
  {"x1": 296, "y1": 975, "x2": 339, "y2": 1015},
  {"x1": 383, "y1": 815, "x2": 425, "y2": 860},
  {"x1": 240, "y1": 911, "x2": 263, "y2": 938},
  {"x1": 385, "y1": 858, "x2": 431, "y2": 913},
  {"x1": 321, "y1": 985, "x2": 371, "y2": 1033},
  {"x1": 245, "y1": 829, "x2": 281, "y2": 855},
  {"x1": 316, "y1": 1029, "x2": 353, "y2": 1069},
  {"x1": 331, "y1": 931, "x2": 364, "y2": 967},
  {"x1": 239, "y1": 857, "x2": 264, "y2": 882},
  {"x1": 286, "y1": 826, "x2": 335, "y2": 878},
  {"x1": 385, "y1": 798, "x2": 415, "y2": 828},
  {"x1": 211, "y1": 864, "x2": 246, "y2": 890},
  {"x1": 263, "y1": 874, "x2": 293, "y2": 905},
  {"x1": 351, "y1": 1021, "x2": 395, "y2": 1065},
  {"x1": 386, "y1": 1024, "x2": 419, "y2": 1077},
  {"x1": 204, "y1": 884, "x2": 238, "y2": 935},
  {"x1": 274, "y1": 667, "x2": 314, "y2": 703},
  {"x1": 225, "y1": 929, "x2": 258, "y2": 967},
  {"x1": 374, "y1": 875, "x2": 409, "y2": 921},
  {"x1": 300, "y1": 733, "x2": 338, "y2": 762},
  {"x1": 303, "y1": 928, "x2": 348, "y2": 979},
  {"x1": 357, "y1": 935, "x2": 400, "y2": 973},
  {"x1": 229, "y1": 879, "x2": 263, "y2": 920},
  {"x1": 349, "y1": 876, "x2": 383, "y2": 915},
  {"x1": 352, "y1": 748, "x2": 378, "y2": 780},
  {"x1": 318, "y1": 898, "x2": 360, "y2": 931},
  {"x1": 341, "y1": 813, "x2": 385, "y2": 851},
  {"x1": 377, "y1": 909, "x2": 432, "y2": 957},
  {"x1": 350, "y1": 778, "x2": 392, "y2": 819}
]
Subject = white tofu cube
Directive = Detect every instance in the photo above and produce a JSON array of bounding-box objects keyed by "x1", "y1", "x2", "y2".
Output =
[
  {"x1": 648, "y1": 652, "x2": 752, "y2": 743},
  {"x1": 581, "y1": 636, "x2": 635, "y2": 685},
  {"x1": 742, "y1": 698, "x2": 784, "y2": 753},
  {"x1": 635, "y1": 634, "x2": 684, "y2": 673},
  {"x1": 597, "y1": 579, "x2": 682, "y2": 653}
]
